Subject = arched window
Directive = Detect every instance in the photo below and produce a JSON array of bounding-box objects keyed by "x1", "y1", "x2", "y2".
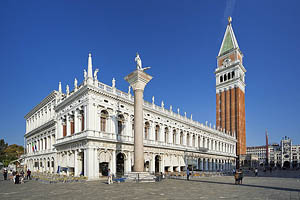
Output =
[
  {"x1": 100, "y1": 110, "x2": 108, "y2": 132},
  {"x1": 203, "y1": 137, "x2": 205, "y2": 148},
  {"x1": 144, "y1": 122, "x2": 150, "y2": 140},
  {"x1": 232, "y1": 71, "x2": 235, "y2": 78},
  {"x1": 117, "y1": 114, "x2": 125, "y2": 135},
  {"x1": 215, "y1": 141, "x2": 217, "y2": 151},
  {"x1": 164, "y1": 127, "x2": 169, "y2": 143},
  {"x1": 155, "y1": 125, "x2": 160, "y2": 141},
  {"x1": 187, "y1": 133, "x2": 190, "y2": 146},
  {"x1": 228, "y1": 72, "x2": 231, "y2": 80},
  {"x1": 224, "y1": 74, "x2": 227, "y2": 81},
  {"x1": 173, "y1": 129, "x2": 176, "y2": 144},
  {"x1": 220, "y1": 76, "x2": 223, "y2": 83},
  {"x1": 211, "y1": 140, "x2": 214, "y2": 150},
  {"x1": 180, "y1": 132, "x2": 183, "y2": 145},
  {"x1": 198, "y1": 136, "x2": 201, "y2": 147}
]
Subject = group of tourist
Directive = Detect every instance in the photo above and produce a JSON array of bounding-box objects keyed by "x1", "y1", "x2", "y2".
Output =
[
  {"x1": 2, "y1": 168, "x2": 31, "y2": 184},
  {"x1": 234, "y1": 169, "x2": 244, "y2": 184}
]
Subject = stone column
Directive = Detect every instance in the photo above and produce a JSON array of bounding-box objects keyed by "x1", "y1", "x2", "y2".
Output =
[
  {"x1": 74, "y1": 110, "x2": 78, "y2": 133},
  {"x1": 84, "y1": 148, "x2": 94, "y2": 178},
  {"x1": 125, "y1": 69, "x2": 152, "y2": 172},
  {"x1": 127, "y1": 152, "x2": 132, "y2": 173},
  {"x1": 151, "y1": 154, "x2": 155, "y2": 173},
  {"x1": 66, "y1": 115, "x2": 70, "y2": 136},
  {"x1": 74, "y1": 150, "x2": 78, "y2": 176}
]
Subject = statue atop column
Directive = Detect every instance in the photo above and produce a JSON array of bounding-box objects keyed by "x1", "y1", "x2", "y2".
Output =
[
  {"x1": 135, "y1": 52, "x2": 142, "y2": 70},
  {"x1": 135, "y1": 52, "x2": 151, "y2": 71},
  {"x1": 152, "y1": 96, "x2": 155, "y2": 104}
]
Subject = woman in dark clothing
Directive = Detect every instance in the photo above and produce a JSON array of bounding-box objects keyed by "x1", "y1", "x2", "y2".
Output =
[
  {"x1": 15, "y1": 172, "x2": 20, "y2": 184},
  {"x1": 3, "y1": 169, "x2": 8, "y2": 180}
]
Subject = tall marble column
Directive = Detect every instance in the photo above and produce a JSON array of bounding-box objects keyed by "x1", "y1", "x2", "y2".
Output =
[{"x1": 125, "y1": 69, "x2": 152, "y2": 172}]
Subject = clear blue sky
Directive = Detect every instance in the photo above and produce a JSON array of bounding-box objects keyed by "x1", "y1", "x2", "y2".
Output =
[{"x1": 0, "y1": 0, "x2": 299, "y2": 147}]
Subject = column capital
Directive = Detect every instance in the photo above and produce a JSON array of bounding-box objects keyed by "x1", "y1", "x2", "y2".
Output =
[{"x1": 124, "y1": 70, "x2": 152, "y2": 91}]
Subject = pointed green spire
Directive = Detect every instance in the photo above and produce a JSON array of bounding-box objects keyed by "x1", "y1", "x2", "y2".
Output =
[
  {"x1": 220, "y1": 31, "x2": 234, "y2": 55},
  {"x1": 218, "y1": 17, "x2": 240, "y2": 57}
]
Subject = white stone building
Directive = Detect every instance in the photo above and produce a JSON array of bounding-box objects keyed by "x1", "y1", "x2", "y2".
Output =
[
  {"x1": 24, "y1": 53, "x2": 237, "y2": 180},
  {"x1": 247, "y1": 136, "x2": 300, "y2": 168}
]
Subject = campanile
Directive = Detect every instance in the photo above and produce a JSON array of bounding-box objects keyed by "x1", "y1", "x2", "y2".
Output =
[{"x1": 215, "y1": 17, "x2": 246, "y2": 157}]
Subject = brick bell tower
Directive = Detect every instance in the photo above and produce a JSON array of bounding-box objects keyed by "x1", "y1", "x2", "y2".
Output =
[{"x1": 215, "y1": 17, "x2": 246, "y2": 163}]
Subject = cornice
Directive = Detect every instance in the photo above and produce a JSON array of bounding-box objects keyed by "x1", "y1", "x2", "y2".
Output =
[
  {"x1": 55, "y1": 85, "x2": 89, "y2": 111},
  {"x1": 24, "y1": 91, "x2": 58, "y2": 119}
]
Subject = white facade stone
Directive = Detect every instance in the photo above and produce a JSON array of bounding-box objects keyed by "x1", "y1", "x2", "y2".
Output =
[{"x1": 24, "y1": 54, "x2": 237, "y2": 180}]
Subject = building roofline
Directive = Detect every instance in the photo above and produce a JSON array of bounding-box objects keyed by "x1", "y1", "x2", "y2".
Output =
[{"x1": 24, "y1": 90, "x2": 58, "y2": 119}]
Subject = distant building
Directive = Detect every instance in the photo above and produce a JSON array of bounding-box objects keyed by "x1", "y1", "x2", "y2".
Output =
[{"x1": 247, "y1": 136, "x2": 300, "y2": 168}]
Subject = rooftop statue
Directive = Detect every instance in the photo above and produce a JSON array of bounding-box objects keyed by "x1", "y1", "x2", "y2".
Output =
[
  {"x1": 128, "y1": 86, "x2": 131, "y2": 94},
  {"x1": 94, "y1": 68, "x2": 99, "y2": 81},
  {"x1": 66, "y1": 85, "x2": 70, "y2": 95},
  {"x1": 74, "y1": 78, "x2": 78, "y2": 89},
  {"x1": 112, "y1": 78, "x2": 116, "y2": 88},
  {"x1": 84, "y1": 69, "x2": 87, "y2": 81}
]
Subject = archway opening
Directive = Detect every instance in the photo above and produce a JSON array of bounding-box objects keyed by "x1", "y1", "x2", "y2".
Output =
[
  {"x1": 283, "y1": 161, "x2": 290, "y2": 169},
  {"x1": 99, "y1": 162, "x2": 109, "y2": 176},
  {"x1": 144, "y1": 161, "x2": 150, "y2": 172},
  {"x1": 198, "y1": 158, "x2": 202, "y2": 171},
  {"x1": 116, "y1": 153, "x2": 125, "y2": 177}
]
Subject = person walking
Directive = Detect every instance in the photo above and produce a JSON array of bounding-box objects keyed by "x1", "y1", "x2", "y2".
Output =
[
  {"x1": 3, "y1": 168, "x2": 8, "y2": 180},
  {"x1": 254, "y1": 168, "x2": 258, "y2": 177},
  {"x1": 26, "y1": 169, "x2": 31, "y2": 180},
  {"x1": 187, "y1": 168, "x2": 190, "y2": 181},
  {"x1": 15, "y1": 171, "x2": 20, "y2": 184},
  {"x1": 107, "y1": 169, "x2": 113, "y2": 184}
]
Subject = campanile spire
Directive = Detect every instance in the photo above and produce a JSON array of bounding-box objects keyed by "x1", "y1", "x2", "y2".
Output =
[{"x1": 215, "y1": 17, "x2": 246, "y2": 164}]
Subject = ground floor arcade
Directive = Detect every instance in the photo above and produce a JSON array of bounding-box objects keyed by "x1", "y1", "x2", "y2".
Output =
[{"x1": 25, "y1": 141, "x2": 236, "y2": 179}]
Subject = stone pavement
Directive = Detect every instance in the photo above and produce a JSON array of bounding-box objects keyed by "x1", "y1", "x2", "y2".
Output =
[{"x1": 1, "y1": 175, "x2": 300, "y2": 200}]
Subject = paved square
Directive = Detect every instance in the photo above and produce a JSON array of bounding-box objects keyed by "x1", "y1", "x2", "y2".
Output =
[{"x1": 1, "y1": 176, "x2": 300, "y2": 200}]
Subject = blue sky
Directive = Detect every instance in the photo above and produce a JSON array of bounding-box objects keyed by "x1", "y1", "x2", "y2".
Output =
[{"x1": 0, "y1": 0, "x2": 299, "y2": 147}]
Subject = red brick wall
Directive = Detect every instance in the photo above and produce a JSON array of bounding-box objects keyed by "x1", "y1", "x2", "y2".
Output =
[
  {"x1": 221, "y1": 91, "x2": 226, "y2": 129},
  {"x1": 230, "y1": 88, "x2": 236, "y2": 137},
  {"x1": 216, "y1": 93, "x2": 220, "y2": 128},
  {"x1": 216, "y1": 87, "x2": 246, "y2": 155},
  {"x1": 225, "y1": 89, "x2": 231, "y2": 133}
]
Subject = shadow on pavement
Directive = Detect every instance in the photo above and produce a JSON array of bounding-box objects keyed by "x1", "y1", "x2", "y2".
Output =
[{"x1": 172, "y1": 178, "x2": 300, "y2": 193}]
